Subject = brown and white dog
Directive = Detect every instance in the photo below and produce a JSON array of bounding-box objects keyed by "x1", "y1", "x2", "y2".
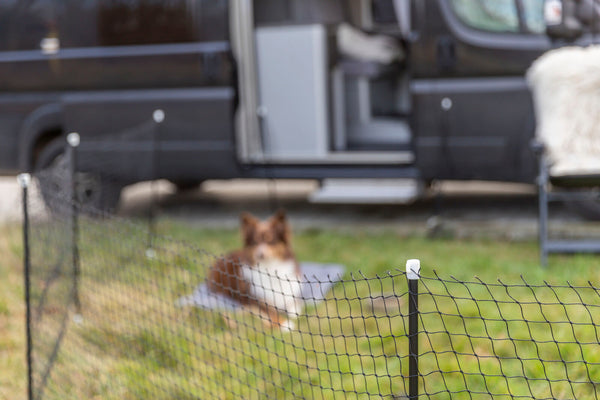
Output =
[{"x1": 208, "y1": 210, "x2": 302, "y2": 331}]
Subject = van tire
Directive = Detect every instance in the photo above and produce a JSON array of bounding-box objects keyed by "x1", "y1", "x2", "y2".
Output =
[
  {"x1": 171, "y1": 180, "x2": 201, "y2": 192},
  {"x1": 35, "y1": 137, "x2": 122, "y2": 213}
]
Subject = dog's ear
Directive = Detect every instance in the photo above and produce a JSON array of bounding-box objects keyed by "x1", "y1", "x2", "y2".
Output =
[
  {"x1": 241, "y1": 212, "x2": 258, "y2": 226},
  {"x1": 240, "y1": 212, "x2": 258, "y2": 245},
  {"x1": 272, "y1": 209, "x2": 287, "y2": 223},
  {"x1": 271, "y1": 209, "x2": 291, "y2": 243}
]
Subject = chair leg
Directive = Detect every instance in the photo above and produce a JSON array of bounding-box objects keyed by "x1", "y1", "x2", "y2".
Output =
[
  {"x1": 538, "y1": 153, "x2": 549, "y2": 267},
  {"x1": 332, "y1": 67, "x2": 346, "y2": 151}
]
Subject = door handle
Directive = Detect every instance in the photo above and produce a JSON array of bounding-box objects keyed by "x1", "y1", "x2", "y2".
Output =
[
  {"x1": 436, "y1": 36, "x2": 456, "y2": 71},
  {"x1": 202, "y1": 52, "x2": 220, "y2": 82}
]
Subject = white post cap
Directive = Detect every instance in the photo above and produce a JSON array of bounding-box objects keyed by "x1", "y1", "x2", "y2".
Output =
[
  {"x1": 67, "y1": 132, "x2": 80, "y2": 147},
  {"x1": 406, "y1": 259, "x2": 421, "y2": 280},
  {"x1": 17, "y1": 173, "x2": 31, "y2": 188},
  {"x1": 153, "y1": 109, "x2": 165, "y2": 123}
]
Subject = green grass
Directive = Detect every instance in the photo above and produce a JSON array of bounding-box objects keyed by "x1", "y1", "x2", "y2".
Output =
[
  {"x1": 0, "y1": 224, "x2": 27, "y2": 400},
  {"x1": 4, "y1": 218, "x2": 600, "y2": 399}
]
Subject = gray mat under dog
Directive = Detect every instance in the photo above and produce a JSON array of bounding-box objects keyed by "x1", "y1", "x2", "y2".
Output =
[{"x1": 178, "y1": 262, "x2": 346, "y2": 311}]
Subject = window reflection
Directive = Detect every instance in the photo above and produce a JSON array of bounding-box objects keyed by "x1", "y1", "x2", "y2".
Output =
[
  {"x1": 98, "y1": 0, "x2": 228, "y2": 46},
  {"x1": 450, "y1": 0, "x2": 520, "y2": 33},
  {"x1": 98, "y1": 0, "x2": 195, "y2": 45},
  {"x1": 0, "y1": 0, "x2": 58, "y2": 50},
  {"x1": 521, "y1": 0, "x2": 546, "y2": 34},
  {"x1": 0, "y1": 0, "x2": 228, "y2": 51}
]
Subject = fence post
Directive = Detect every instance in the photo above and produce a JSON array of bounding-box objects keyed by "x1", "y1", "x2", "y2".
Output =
[
  {"x1": 406, "y1": 259, "x2": 421, "y2": 400},
  {"x1": 67, "y1": 133, "x2": 82, "y2": 315},
  {"x1": 18, "y1": 173, "x2": 33, "y2": 400},
  {"x1": 146, "y1": 109, "x2": 164, "y2": 259}
]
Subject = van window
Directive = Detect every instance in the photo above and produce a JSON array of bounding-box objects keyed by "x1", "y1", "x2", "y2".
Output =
[
  {"x1": 99, "y1": 0, "x2": 228, "y2": 46},
  {"x1": 0, "y1": 0, "x2": 228, "y2": 51},
  {"x1": 450, "y1": 0, "x2": 520, "y2": 33},
  {"x1": 521, "y1": 0, "x2": 546, "y2": 34},
  {"x1": 0, "y1": 0, "x2": 58, "y2": 51}
]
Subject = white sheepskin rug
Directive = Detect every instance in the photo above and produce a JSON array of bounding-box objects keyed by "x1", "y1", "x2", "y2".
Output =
[
  {"x1": 337, "y1": 23, "x2": 403, "y2": 64},
  {"x1": 527, "y1": 45, "x2": 600, "y2": 177}
]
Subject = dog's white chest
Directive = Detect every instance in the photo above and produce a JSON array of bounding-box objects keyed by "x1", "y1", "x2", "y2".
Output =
[{"x1": 242, "y1": 260, "x2": 302, "y2": 315}]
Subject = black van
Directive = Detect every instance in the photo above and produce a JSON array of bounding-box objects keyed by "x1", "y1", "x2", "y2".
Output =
[{"x1": 0, "y1": 0, "x2": 592, "y2": 210}]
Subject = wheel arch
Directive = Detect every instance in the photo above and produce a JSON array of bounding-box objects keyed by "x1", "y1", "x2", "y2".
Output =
[{"x1": 18, "y1": 103, "x2": 64, "y2": 172}]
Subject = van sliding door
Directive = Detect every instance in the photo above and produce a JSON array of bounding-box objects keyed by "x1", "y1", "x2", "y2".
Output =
[{"x1": 58, "y1": 0, "x2": 237, "y2": 182}]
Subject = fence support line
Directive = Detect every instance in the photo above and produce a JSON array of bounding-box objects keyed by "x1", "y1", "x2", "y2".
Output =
[
  {"x1": 18, "y1": 173, "x2": 33, "y2": 400},
  {"x1": 407, "y1": 259, "x2": 421, "y2": 400},
  {"x1": 67, "y1": 133, "x2": 81, "y2": 314}
]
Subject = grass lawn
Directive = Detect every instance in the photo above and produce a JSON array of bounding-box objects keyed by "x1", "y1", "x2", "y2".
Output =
[
  {"x1": 2, "y1": 217, "x2": 600, "y2": 399},
  {"x1": 0, "y1": 224, "x2": 27, "y2": 400}
]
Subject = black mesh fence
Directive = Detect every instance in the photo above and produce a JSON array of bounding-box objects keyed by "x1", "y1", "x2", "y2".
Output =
[
  {"x1": 24, "y1": 181, "x2": 414, "y2": 399},
  {"x1": 20, "y1": 128, "x2": 600, "y2": 399},
  {"x1": 416, "y1": 274, "x2": 600, "y2": 399}
]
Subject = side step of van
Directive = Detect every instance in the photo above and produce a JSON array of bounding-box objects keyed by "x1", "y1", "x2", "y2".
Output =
[{"x1": 309, "y1": 179, "x2": 423, "y2": 204}]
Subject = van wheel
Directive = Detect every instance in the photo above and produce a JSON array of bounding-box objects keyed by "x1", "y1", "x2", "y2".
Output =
[{"x1": 35, "y1": 138, "x2": 122, "y2": 213}]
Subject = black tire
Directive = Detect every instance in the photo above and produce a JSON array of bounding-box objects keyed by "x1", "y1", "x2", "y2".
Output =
[
  {"x1": 171, "y1": 180, "x2": 201, "y2": 192},
  {"x1": 36, "y1": 138, "x2": 123, "y2": 213}
]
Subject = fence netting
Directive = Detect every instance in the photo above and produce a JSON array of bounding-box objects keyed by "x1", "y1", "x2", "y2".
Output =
[
  {"x1": 23, "y1": 138, "x2": 600, "y2": 399},
  {"x1": 27, "y1": 166, "x2": 412, "y2": 400},
  {"x1": 417, "y1": 274, "x2": 600, "y2": 399}
]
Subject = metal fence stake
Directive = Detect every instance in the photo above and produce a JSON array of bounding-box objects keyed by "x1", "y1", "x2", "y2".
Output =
[
  {"x1": 147, "y1": 110, "x2": 164, "y2": 257},
  {"x1": 67, "y1": 133, "x2": 81, "y2": 315},
  {"x1": 407, "y1": 259, "x2": 421, "y2": 400},
  {"x1": 18, "y1": 173, "x2": 33, "y2": 400}
]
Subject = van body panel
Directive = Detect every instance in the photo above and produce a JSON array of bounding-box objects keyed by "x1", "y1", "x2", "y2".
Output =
[
  {"x1": 0, "y1": 42, "x2": 233, "y2": 92},
  {"x1": 0, "y1": 104, "x2": 39, "y2": 172},
  {"x1": 2, "y1": 0, "x2": 236, "y2": 181},
  {"x1": 0, "y1": 0, "x2": 594, "y2": 201},
  {"x1": 413, "y1": 76, "x2": 536, "y2": 183},
  {"x1": 64, "y1": 87, "x2": 238, "y2": 182}
]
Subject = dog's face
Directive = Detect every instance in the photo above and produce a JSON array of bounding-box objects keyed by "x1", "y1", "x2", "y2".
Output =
[{"x1": 240, "y1": 210, "x2": 292, "y2": 262}]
